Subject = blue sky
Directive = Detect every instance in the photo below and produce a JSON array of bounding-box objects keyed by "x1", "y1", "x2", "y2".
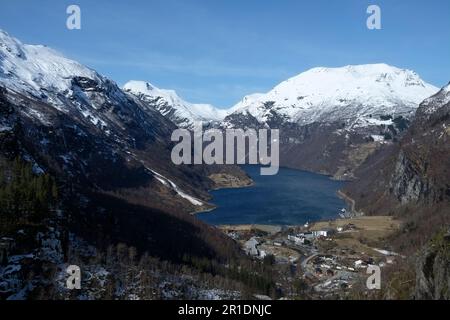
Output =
[{"x1": 1, "y1": 0, "x2": 449, "y2": 108}]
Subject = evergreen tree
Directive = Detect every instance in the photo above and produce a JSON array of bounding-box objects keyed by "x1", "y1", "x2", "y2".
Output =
[{"x1": 0, "y1": 157, "x2": 58, "y2": 234}]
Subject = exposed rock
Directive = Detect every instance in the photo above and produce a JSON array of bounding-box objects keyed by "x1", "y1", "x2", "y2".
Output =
[
  {"x1": 345, "y1": 82, "x2": 450, "y2": 213},
  {"x1": 415, "y1": 229, "x2": 450, "y2": 299},
  {"x1": 389, "y1": 150, "x2": 428, "y2": 204}
]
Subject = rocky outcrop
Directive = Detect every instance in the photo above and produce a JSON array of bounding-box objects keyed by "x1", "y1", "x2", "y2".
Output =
[
  {"x1": 208, "y1": 172, "x2": 253, "y2": 190},
  {"x1": 389, "y1": 150, "x2": 428, "y2": 204},
  {"x1": 415, "y1": 229, "x2": 450, "y2": 300}
]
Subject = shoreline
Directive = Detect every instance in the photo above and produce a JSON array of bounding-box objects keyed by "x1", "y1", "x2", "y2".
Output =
[
  {"x1": 207, "y1": 180, "x2": 255, "y2": 192},
  {"x1": 190, "y1": 205, "x2": 216, "y2": 215},
  {"x1": 216, "y1": 215, "x2": 398, "y2": 234},
  {"x1": 190, "y1": 180, "x2": 255, "y2": 215},
  {"x1": 337, "y1": 190, "x2": 362, "y2": 217}
]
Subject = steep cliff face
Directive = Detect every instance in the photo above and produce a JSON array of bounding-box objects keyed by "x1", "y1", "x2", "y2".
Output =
[
  {"x1": 388, "y1": 84, "x2": 450, "y2": 206},
  {"x1": 389, "y1": 150, "x2": 430, "y2": 205},
  {"x1": 346, "y1": 83, "x2": 450, "y2": 214},
  {"x1": 415, "y1": 230, "x2": 450, "y2": 300}
]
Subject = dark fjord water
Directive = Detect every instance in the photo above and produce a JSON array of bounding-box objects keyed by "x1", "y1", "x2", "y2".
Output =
[{"x1": 197, "y1": 166, "x2": 346, "y2": 226}]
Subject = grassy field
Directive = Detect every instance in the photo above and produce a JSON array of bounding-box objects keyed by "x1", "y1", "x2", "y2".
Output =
[{"x1": 312, "y1": 216, "x2": 402, "y2": 256}]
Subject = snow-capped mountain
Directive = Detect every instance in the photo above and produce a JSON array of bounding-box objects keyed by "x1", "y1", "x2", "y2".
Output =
[
  {"x1": 0, "y1": 29, "x2": 254, "y2": 300},
  {"x1": 0, "y1": 29, "x2": 102, "y2": 100},
  {"x1": 123, "y1": 80, "x2": 227, "y2": 128},
  {"x1": 0, "y1": 29, "x2": 144, "y2": 131},
  {"x1": 419, "y1": 82, "x2": 450, "y2": 116},
  {"x1": 1, "y1": 27, "x2": 442, "y2": 183},
  {"x1": 0, "y1": 29, "x2": 218, "y2": 211},
  {"x1": 226, "y1": 64, "x2": 438, "y2": 128},
  {"x1": 221, "y1": 64, "x2": 440, "y2": 179}
]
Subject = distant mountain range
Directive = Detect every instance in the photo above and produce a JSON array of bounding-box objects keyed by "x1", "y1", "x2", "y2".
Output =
[
  {"x1": 123, "y1": 62, "x2": 440, "y2": 180},
  {"x1": 0, "y1": 29, "x2": 251, "y2": 215},
  {"x1": 0, "y1": 27, "x2": 444, "y2": 200},
  {"x1": 123, "y1": 64, "x2": 438, "y2": 130}
]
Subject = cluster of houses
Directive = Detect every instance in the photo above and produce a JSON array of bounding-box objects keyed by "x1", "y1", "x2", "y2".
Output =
[
  {"x1": 287, "y1": 228, "x2": 337, "y2": 246},
  {"x1": 287, "y1": 223, "x2": 360, "y2": 247},
  {"x1": 312, "y1": 255, "x2": 341, "y2": 276},
  {"x1": 309, "y1": 252, "x2": 395, "y2": 293},
  {"x1": 314, "y1": 272, "x2": 354, "y2": 292}
]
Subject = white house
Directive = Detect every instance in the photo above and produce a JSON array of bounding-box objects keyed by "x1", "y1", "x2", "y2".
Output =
[
  {"x1": 288, "y1": 235, "x2": 305, "y2": 245},
  {"x1": 313, "y1": 230, "x2": 326, "y2": 237},
  {"x1": 354, "y1": 260, "x2": 364, "y2": 268},
  {"x1": 244, "y1": 237, "x2": 259, "y2": 256},
  {"x1": 313, "y1": 228, "x2": 336, "y2": 238}
]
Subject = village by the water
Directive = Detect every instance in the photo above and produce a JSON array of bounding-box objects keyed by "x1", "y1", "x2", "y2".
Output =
[{"x1": 219, "y1": 208, "x2": 403, "y2": 298}]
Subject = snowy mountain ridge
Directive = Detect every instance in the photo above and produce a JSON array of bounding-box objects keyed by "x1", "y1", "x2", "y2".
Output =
[
  {"x1": 123, "y1": 80, "x2": 227, "y2": 128},
  {"x1": 226, "y1": 63, "x2": 439, "y2": 127},
  {"x1": 420, "y1": 82, "x2": 450, "y2": 115},
  {"x1": 0, "y1": 29, "x2": 102, "y2": 100},
  {"x1": 0, "y1": 29, "x2": 209, "y2": 210},
  {"x1": 0, "y1": 28, "x2": 440, "y2": 131}
]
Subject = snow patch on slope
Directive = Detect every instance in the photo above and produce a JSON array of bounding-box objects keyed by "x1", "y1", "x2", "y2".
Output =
[
  {"x1": 149, "y1": 168, "x2": 204, "y2": 206},
  {"x1": 137, "y1": 160, "x2": 203, "y2": 206}
]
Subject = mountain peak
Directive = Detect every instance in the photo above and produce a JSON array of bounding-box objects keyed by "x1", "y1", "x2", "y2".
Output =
[
  {"x1": 229, "y1": 93, "x2": 265, "y2": 113},
  {"x1": 443, "y1": 82, "x2": 450, "y2": 93},
  {"x1": 228, "y1": 63, "x2": 438, "y2": 126},
  {"x1": 0, "y1": 29, "x2": 100, "y2": 97},
  {"x1": 290, "y1": 63, "x2": 426, "y2": 87},
  {"x1": 123, "y1": 80, "x2": 156, "y2": 94},
  {"x1": 123, "y1": 80, "x2": 227, "y2": 127},
  {"x1": 307, "y1": 63, "x2": 407, "y2": 74},
  {"x1": 419, "y1": 82, "x2": 450, "y2": 115}
]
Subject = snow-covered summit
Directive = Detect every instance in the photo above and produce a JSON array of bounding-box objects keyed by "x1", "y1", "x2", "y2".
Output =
[
  {"x1": 228, "y1": 63, "x2": 439, "y2": 126},
  {"x1": 0, "y1": 29, "x2": 102, "y2": 97},
  {"x1": 123, "y1": 80, "x2": 227, "y2": 128},
  {"x1": 229, "y1": 93, "x2": 264, "y2": 114},
  {"x1": 419, "y1": 82, "x2": 450, "y2": 115}
]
